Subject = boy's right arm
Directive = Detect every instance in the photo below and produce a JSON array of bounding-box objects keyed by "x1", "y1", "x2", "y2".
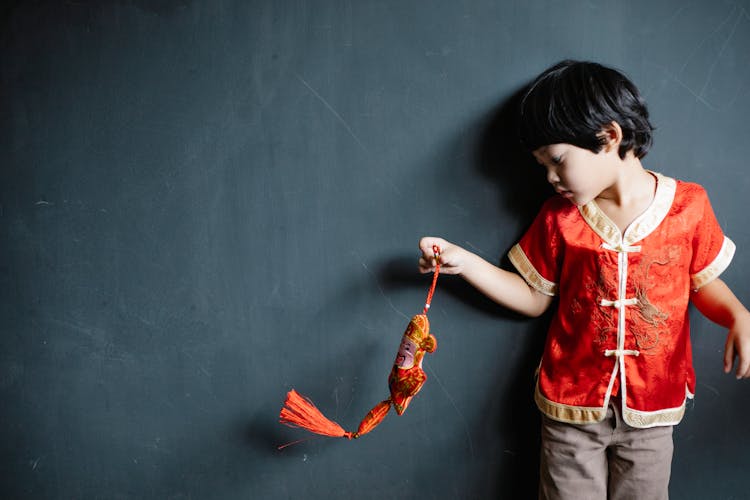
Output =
[{"x1": 419, "y1": 237, "x2": 553, "y2": 318}]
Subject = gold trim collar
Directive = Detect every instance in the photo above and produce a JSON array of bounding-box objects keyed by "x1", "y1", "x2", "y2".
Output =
[{"x1": 578, "y1": 172, "x2": 676, "y2": 248}]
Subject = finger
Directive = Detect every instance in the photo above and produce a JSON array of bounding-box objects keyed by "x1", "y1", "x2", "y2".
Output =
[
  {"x1": 724, "y1": 335, "x2": 735, "y2": 374},
  {"x1": 419, "y1": 237, "x2": 436, "y2": 254},
  {"x1": 420, "y1": 237, "x2": 446, "y2": 256},
  {"x1": 736, "y1": 352, "x2": 750, "y2": 379},
  {"x1": 418, "y1": 257, "x2": 435, "y2": 273}
]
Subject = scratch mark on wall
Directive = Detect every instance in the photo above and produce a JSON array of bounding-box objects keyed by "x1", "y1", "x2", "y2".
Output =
[
  {"x1": 184, "y1": 351, "x2": 212, "y2": 379},
  {"x1": 294, "y1": 72, "x2": 370, "y2": 155},
  {"x1": 662, "y1": 3, "x2": 689, "y2": 32},
  {"x1": 360, "y1": 260, "x2": 409, "y2": 320},
  {"x1": 134, "y1": 313, "x2": 154, "y2": 326},
  {"x1": 45, "y1": 317, "x2": 97, "y2": 339},
  {"x1": 678, "y1": 5, "x2": 736, "y2": 76},
  {"x1": 698, "y1": 5, "x2": 744, "y2": 97},
  {"x1": 332, "y1": 386, "x2": 340, "y2": 418},
  {"x1": 668, "y1": 72, "x2": 720, "y2": 111},
  {"x1": 673, "y1": 78, "x2": 719, "y2": 110},
  {"x1": 451, "y1": 203, "x2": 469, "y2": 217},
  {"x1": 426, "y1": 364, "x2": 476, "y2": 460},
  {"x1": 698, "y1": 382, "x2": 720, "y2": 398}
]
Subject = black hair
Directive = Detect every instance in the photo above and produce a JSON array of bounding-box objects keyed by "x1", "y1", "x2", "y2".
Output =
[{"x1": 518, "y1": 60, "x2": 654, "y2": 159}]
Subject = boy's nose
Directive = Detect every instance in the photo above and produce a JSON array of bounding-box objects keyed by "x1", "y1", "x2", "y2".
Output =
[{"x1": 546, "y1": 168, "x2": 560, "y2": 184}]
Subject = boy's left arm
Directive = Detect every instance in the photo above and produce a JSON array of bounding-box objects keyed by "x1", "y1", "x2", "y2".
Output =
[{"x1": 691, "y1": 278, "x2": 750, "y2": 379}]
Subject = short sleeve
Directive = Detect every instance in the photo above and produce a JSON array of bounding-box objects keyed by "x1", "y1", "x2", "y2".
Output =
[
  {"x1": 508, "y1": 199, "x2": 563, "y2": 296},
  {"x1": 689, "y1": 187, "x2": 735, "y2": 290}
]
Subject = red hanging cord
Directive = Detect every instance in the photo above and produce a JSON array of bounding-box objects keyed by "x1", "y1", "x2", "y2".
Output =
[{"x1": 423, "y1": 245, "x2": 441, "y2": 314}]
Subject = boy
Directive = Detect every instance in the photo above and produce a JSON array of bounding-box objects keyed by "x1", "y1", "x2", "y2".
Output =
[{"x1": 418, "y1": 60, "x2": 750, "y2": 500}]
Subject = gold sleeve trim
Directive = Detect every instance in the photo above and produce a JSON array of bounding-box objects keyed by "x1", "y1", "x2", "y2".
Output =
[
  {"x1": 691, "y1": 236, "x2": 736, "y2": 290},
  {"x1": 508, "y1": 244, "x2": 558, "y2": 297}
]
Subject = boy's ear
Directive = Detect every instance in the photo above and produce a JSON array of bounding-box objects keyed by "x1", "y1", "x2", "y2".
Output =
[{"x1": 599, "y1": 121, "x2": 623, "y2": 152}]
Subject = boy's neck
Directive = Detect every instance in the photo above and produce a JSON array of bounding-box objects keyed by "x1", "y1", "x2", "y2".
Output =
[
  {"x1": 593, "y1": 153, "x2": 657, "y2": 234},
  {"x1": 595, "y1": 153, "x2": 654, "y2": 208}
]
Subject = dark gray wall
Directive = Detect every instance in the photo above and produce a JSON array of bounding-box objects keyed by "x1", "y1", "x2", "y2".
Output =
[{"x1": 2, "y1": 1, "x2": 749, "y2": 498}]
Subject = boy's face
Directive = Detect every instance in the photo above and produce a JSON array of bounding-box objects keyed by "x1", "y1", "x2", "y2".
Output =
[{"x1": 533, "y1": 143, "x2": 621, "y2": 206}]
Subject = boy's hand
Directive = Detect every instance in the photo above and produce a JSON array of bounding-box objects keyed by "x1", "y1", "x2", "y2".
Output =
[
  {"x1": 417, "y1": 236, "x2": 553, "y2": 317},
  {"x1": 418, "y1": 237, "x2": 466, "y2": 275},
  {"x1": 724, "y1": 310, "x2": 750, "y2": 379}
]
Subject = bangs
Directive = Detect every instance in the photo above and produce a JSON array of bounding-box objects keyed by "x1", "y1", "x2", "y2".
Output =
[{"x1": 518, "y1": 63, "x2": 607, "y2": 153}]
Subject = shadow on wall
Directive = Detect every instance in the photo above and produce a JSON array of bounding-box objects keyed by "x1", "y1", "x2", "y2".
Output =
[
  {"x1": 375, "y1": 81, "x2": 553, "y2": 320},
  {"x1": 477, "y1": 83, "x2": 553, "y2": 229},
  {"x1": 472, "y1": 83, "x2": 552, "y2": 498},
  {"x1": 376, "y1": 84, "x2": 554, "y2": 497}
]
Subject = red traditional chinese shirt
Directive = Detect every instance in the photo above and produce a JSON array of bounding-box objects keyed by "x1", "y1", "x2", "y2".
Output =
[{"x1": 508, "y1": 173, "x2": 735, "y2": 428}]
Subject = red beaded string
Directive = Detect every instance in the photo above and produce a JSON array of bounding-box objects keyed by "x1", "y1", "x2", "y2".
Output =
[{"x1": 423, "y1": 245, "x2": 441, "y2": 314}]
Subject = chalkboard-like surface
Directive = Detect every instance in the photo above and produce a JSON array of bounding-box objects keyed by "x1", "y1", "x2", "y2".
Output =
[{"x1": 2, "y1": 1, "x2": 749, "y2": 498}]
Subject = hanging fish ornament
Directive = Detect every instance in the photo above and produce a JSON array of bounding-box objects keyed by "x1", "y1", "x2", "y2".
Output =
[{"x1": 278, "y1": 246, "x2": 442, "y2": 441}]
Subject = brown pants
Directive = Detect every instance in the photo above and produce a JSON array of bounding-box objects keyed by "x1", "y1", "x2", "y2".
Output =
[{"x1": 539, "y1": 401, "x2": 673, "y2": 500}]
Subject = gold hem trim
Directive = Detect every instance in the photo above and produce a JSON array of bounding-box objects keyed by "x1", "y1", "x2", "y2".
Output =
[
  {"x1": 508, "y1": 244, "x2": 557, "y2": 296},
  {"x1": 534, "y1": 385, "x2": 606, "y2": 424},
  {"x1": 536, "y1": 384, "x2": 687, "y2": 428},
  {"x1": 691, "y1": 236, "x2": 736, "y2": 290},
  {"x1": 621, "y1": 403, "x2": 685, "y2": 428}
]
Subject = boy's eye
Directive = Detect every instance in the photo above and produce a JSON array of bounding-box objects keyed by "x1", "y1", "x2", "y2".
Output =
[{"x1": 551, "y1": 155, "x2": 562, "y2": 164}]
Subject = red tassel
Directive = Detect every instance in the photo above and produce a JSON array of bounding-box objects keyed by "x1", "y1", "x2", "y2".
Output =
[{"x1": 279, "y1": 389, "x2": 354, "y2": 439}]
